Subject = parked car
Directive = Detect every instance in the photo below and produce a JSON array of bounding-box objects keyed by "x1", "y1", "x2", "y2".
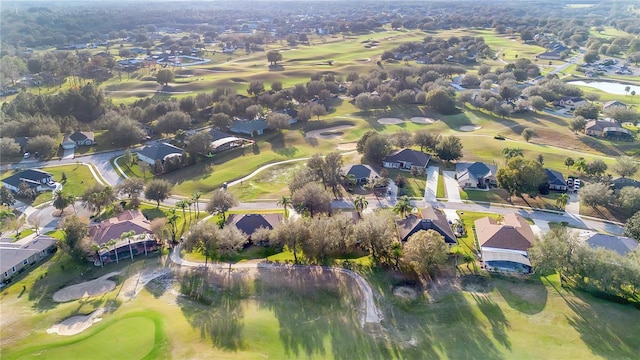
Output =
[{"x1": 23, "y1": 152, "x2": 30, "y2": 159}]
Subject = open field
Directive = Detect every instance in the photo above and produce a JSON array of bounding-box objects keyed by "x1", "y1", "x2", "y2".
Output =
[{"x1": 3, "y1": 254, "x2": 640, "y2": 359}]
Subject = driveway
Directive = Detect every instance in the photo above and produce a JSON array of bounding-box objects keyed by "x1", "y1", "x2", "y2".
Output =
[
  {"x1": 442, "y1": 171, "x2": 462, "y2": 202},
  {"x1": 565, "y1": 192, "x2": 580, "y2": 215},
  {"x1": 62, "y1": 147, "x2": 75, "y2": 160},
  {"x1": 424, "y1": 166, "x2": 439, "y2": 203}
]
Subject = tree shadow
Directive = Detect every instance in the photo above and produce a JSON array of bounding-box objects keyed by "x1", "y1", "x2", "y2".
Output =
[
  {"x1": 562, "y1": 288, "x2": 640, "y2": 359},
  {"x1": 492, "y1": 274, "x2": 548, "y2": 315},
  {"x1": 469, "y1": 292, "x2": 512, "y2": 350},
  {"x1": 176, "y1": 267, "x2": 247, "y2": 351},
  {"x1": 255, "y1": 265, "x2": 392, "y2": 360}
]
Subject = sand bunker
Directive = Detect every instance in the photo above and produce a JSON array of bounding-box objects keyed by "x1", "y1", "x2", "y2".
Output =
[
  {"x1": 410, "y1": 117, "x2": 435, "y2": 124},
  {"x1": 305, "y1": 125, "x2": 354, "y2": 139},
  {"x1": 53, "y1": 272, "x2": 119, "y2": 303},
  {"x1": 47, "y1": 308, "x2": 105, "y2": 336},
  {"x1": 459, "y1": 125, "x2": 482, "y2": 132},
  {"x1": 118, "y1": 268, "x2": 172, "y2": 301},
  {"x1": 357, "y1": 58, "x2": 372, "y2": 63},
  {"x1": 377, "y1": 117, "x2": 404, "y2": 125},
  {"x1": 393, "y1": 286, "x2": 418, "y2": 300},
  {"x1": 336, "y1": 142, "x2": 357, "y2": 151}
]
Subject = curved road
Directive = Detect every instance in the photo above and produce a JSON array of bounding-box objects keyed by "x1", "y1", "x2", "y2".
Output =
[{"x1": 169, "y1": 244, "x2": 381, "y2": 327}]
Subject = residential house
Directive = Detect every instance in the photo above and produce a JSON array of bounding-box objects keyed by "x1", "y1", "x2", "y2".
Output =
[
  {"x1": 61, "y1": 131, "x2": 95, "y2": 149},
  {"x1": 226, "y1": 213, "x2": 283, "y2": 245},
  {"x1": 89, "y1": 210, "x2": 159, "y2": 265},
  {"x1": 537, "y1": 43, "x2": 568, "y2": 60},
  {"x1": 1, "y1": 169, "x2": 54, "y2": 193},
  {"x1": 580, "y1": 232, "x2": 639, "y2": 256},
  {"x1": 455, "y1": 162, "x2": 497, "y2": 189},
  {"x1": 585, "y1": 119, "x2": 632, "y2": 139},
  {"x1": 382, "y1": 149, "x2": 430, "y2": 171},
  {"x1": 395, "y1": 207, "x2": 457, "y2": 245},
  {"x1": 546, "y1": 169, "x2": 567, "y2": 191},
  {"x1": 611, "y1": 177, "x2": 640, "y2": 191},
  {"x1": 229, "y1": 119, "x2": 268, "y2": 136},
  {"x1": 602, "y1": 101, "x2": 626, "y2": 112},
  {"x1": 344, "y1": 164, "x2": 375, "y2": 184},
  {"x1": 554, "y1": 96, "x2": 587, "y2": 110},
  {"x1": 136, "y1": 142, "x2": 185, "y2": 166},
  {"x1": 475, "y1": 214, "x2": 535, "y2": 274},
  {"x1": 1, "y1": 235, "x2": 57, "y2": 285}
]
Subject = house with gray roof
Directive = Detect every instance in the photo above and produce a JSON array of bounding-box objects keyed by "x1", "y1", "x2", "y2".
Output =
[
  {"x1": 226, "y1": 213, "x2": 283, "y2": 245},
  {"x1": 382, "y1": 148, "x2": 430, "y2": 171},
  {"x1": 582, "y1": 233, "x2": 638, "y2": 256},
  {"x1": 395, "y1": 206, "x2": 457, "y2": 245},
  {"x1": 344, "y1": 164, "x2": 375, "y2": 184},
  {"x1": 136, "y1": 142, "x2": 185, "y2": 166},
  {"x1": 455, "y1": 162, "x2": 497, "y2": 189},
  {"x1": 61, "y1": 131, "x2": 95, "y2": 149},
  {"x1": 546, "y1": 169, "x2": 567, "y2": 191},
  {"x1": 611, "y1": 177, "x2": 640, "y2": 191},
  {"x1": 1, "y1": 169, "x2": 54, "y2": 193},
  {"x1": 230, "y1": 119, "x2": 268, "y2": 136},
  {"x1": 1, "y1": 235, "x2": 57, "y2": 285}
]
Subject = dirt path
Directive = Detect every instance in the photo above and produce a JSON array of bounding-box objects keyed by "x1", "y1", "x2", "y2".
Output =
[{"x1": 170, "y1": 245, "x2": 381, "y2": 327}]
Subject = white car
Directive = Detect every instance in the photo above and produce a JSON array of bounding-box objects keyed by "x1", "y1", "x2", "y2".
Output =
[{"x1": 23, "y1": 152, "x2": 30, "y2": 159}]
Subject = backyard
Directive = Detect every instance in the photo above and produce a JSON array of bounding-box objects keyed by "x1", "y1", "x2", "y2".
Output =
[{"x1": 2, "y1": 254, "x2": 640, "y2": 360}]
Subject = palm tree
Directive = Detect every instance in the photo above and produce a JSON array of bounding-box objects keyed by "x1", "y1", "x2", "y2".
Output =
[
  {"x1": 574, "y1": 157, "x2": 587, "y2": 175},
  {"x1": 176, "y1": 200, "x2": 189, "y2": 224},
  {"x1": 53, "y1": 190, "x2": 71, "y2": 216},
  {"x1": 343, "y1": 174, "x2": 357, "y2": 191},
  {"x1": 394, "y1": 196, "x2": 412, "y2": 218},
  {"x1": 556, "y1": 193, "x2": 570, "y2": 210},
  {"x1": 167, "y1": 208, "x2": 179, "y2": 243},
  {"x1": 187, "y1": 199, "x2": 193, "y2": 223},
  {"x1": 120, "y1": 230, "x2": 136, "y2": 261},
  {"x1": 91, "y1": 244, "x2": 103, "y2": 268},
  {"x1": 353, "y1": 195, "x2": 368, "y2": 217},
  {"x1": 391, "y1": 241, "x2": 402, "y2": 269},
  {"x1": 0, "y1": 208, "x2": 16, "y2": 222},
  {"x1": 107, "y1": 239, "x2": 119, "y2": 264},
  {"x1": 277, "y1": 196, "x2": 292, "y2": 218},
  {"x1": 192, "y1": 192, "x2": 202, "y2": 219}
]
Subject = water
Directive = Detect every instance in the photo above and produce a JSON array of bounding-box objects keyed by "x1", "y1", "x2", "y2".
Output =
[{"x1": 567, "y1": 81, "x2": 640, "y2": 95}]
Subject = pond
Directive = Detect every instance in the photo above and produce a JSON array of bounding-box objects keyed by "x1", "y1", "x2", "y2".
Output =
[{"x1": 567, "y1": 81, "x2": 640, "y2": 95}]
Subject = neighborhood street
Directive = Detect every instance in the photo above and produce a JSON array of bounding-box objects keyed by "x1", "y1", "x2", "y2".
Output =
[{"x1": 5, "y1": 147, "x2": 625, "y2": 238}]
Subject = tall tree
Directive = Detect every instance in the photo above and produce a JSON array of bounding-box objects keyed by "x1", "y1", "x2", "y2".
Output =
[
  {"x1": 403, "y1": 230, "x2": 449, "y2": 278},
  {"x1": 529, "y1": 227, "x2": 580, "y2": 286},
  {"x1": 413, "y1": 130, "x2": 441, "y2": 152},
  {"x1": 60, "y1": 214, "x2": 90, "y2": 260},
  {"x1": 270, "y1": 218, "x2": 309, "y2": 263},
  {"x1": 144, "y1": 179, "x2": 173, "y2": 208},
  {"x1": 267, "y1": 50, "x2": 283, "y2": 66},
  {"x1": 0, "y1": 186, "x2": 16, "y2": 207},
  {"x1": 624, "y1": 211, "x2": 640, "y2": 241},
  {"x1": 206, "y1": 190, "x2": 238, "y2": 221},
  {"x1": 521, "y1": 128, "x2": 535, "y2": 142},
  {"x1": 580, "y1": 182, "x2": 613, "y2": 209},
  {"x1": 496, "y1": 157, "x2": 547, "y2": 197},
  {"x1": 192, "y1": 192, "x2": 202, "y2": 219},
  {"x1": 394, "y1": 196, "x2": 413, "y2": 218},
  {"x1": 156, "y1": 69, "x2": 174, "y2": 86},
  {"x1": 556, "y1": 193, "x2": 570, "y2": 210},
  {"x1": 612, "y1": 156, "x2": 639, "y2": 178},
  {"x1": 354, "y1": 211, "x2": 395, "y2": 265},
  {"x1": 564, "y1": 157, "x2": 575, "y2": 170},
  {"x1": 291, "y1": 182, "x2": 332, "y2": 217},
  {"x1": 116, "y1": 177, "x2": 144, "y2": 208},
  {"x1": 277, "y1": 196, "x2": 292, "y2": 218},
  {"x1": 53, "y1": 189, "x2": 73, "y2": 216},
  {"x1": 353, "y1": 195, "x2": 368, "y2": 217},
  {"x1": 436, "y1": 136, "x2": 463, "y2": 162}
]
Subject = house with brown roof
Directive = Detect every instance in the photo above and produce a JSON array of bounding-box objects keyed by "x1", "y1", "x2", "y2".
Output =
[
  {"x1": 88, "y1": 210, "x2": 159, "y2": 265},
  {"x1": 475, "y1": 214, "x2": 535, "y2": 274},
  {"x1": 395, "y1": 206, "x2": 457, "y2": 245}
]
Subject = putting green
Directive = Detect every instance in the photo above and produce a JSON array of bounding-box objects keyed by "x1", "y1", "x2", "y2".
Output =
[{"x1": 9, "y1": 315, "x2": 161, "y2": 360}]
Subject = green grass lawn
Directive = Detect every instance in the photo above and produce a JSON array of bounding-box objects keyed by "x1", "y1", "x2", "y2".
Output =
[
  {"x1": 7, "y1": 314, "x2": 162, "y2": 360},
  {"x1": 385, "y1": 168, "x2": 425, "y2": 198}
]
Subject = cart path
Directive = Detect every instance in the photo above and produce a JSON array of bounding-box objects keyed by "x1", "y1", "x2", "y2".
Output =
[{"x1": 169, "y1": 244, "x2": 381, "y2": 327}]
